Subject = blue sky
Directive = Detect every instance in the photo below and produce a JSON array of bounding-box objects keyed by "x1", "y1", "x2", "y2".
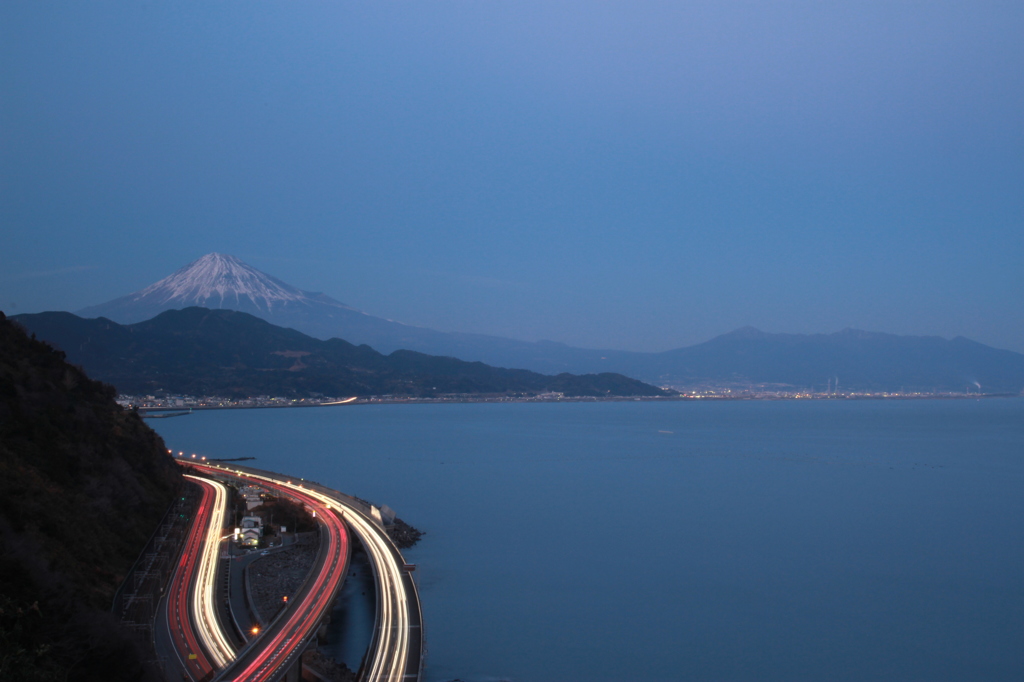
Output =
[{"x1": 2, "y1": 2, "x2": 1022, "y2": 352}]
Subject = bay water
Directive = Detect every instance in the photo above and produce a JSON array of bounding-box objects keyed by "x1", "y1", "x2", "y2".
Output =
[{"x1": 153, "y1": 398, "x2": 1024, "y2": 681}]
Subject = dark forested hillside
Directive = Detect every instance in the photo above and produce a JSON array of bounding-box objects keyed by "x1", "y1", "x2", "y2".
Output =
[
  {"x1": 0, "y1": 311, "x2": 181, "y2": 681},
  {"x1": 14, "y1": 308, "x2": 673, "y2": 398}
]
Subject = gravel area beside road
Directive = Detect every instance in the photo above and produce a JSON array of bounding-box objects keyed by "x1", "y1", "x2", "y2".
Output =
[{"x1": 248, "y1": 535, "x2": 320, "y2": 624}]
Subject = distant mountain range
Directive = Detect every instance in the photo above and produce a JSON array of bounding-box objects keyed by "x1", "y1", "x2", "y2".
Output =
[
  {"x1": 12, "y1": 308, "x2": 670, "y2": 398},
  {"x1": 71, "y1": 253, "x2": 1024, "y2": 393},
  {"x1": 614, "y1": 326, "x2": 1024, "y2": 393},
  {"x1": 77, "y1": 252, "x2": 546, "y2": 363},
  {"x1": 72, "y1": 253, "x2": 660, "y2": 375}
]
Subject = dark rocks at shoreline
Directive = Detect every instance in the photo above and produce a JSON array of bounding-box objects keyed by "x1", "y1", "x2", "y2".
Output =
[{"x1": 387, "y1": 517, "x2": 424, "y2": 549}]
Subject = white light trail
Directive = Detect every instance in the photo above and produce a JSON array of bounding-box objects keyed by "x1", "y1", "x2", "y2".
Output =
[
  {"x1": 184, "y1": 475, "x2": 237, "y2": 669},
  {"x1": 227, "y1": 470, "x2": 412, "y2": 682}
]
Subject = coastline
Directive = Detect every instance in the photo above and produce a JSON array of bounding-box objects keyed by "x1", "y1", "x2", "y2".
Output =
[{"x1": 129, "y1": 390, "x2": 1020, "y2": 414}]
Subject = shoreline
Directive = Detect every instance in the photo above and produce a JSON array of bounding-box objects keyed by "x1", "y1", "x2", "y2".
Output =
[{"x1": 130, "y1": 391, "x2": 1020, "y2": 413}]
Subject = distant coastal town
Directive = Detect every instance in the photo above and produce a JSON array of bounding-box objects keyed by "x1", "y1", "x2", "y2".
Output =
[{"x1": 119, "y1": 386, "x2": 1015, "y2": 414}]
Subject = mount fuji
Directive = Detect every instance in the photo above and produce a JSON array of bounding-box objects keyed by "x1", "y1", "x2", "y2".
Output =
[
  {"x1": 73, "y1": 253, "x2": 1024, "y2": 392},
  {"x1": 76, "y1": 253, "x2": 616, "y2": 370},
  {"x1": 77, "y1": 253, "x2": 465, "y2": 354},
  {"x1": 79, "y1": 253, "x2": 362, "y2": 328}
]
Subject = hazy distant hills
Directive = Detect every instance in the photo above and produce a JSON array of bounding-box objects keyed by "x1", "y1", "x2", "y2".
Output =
[
  {"x1": 71, "y1": 253, "x2": 1024, "y2": 393},
  {"x1": 12, "y1": 308, "x2": 670, "y2": 398},
  {"x1": 77, "y1": 253, "x2": 551, "y2": 362},
  {"x1": 73, "y1": 253, "x2": 646, "y2": 373},
  {"x1": 613, "y1": 326, "x2": 1024, "y2": 393}
]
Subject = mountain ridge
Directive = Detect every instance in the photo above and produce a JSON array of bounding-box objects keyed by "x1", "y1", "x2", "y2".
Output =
[
  {"x1": 78, "y1": 252, "x2": 361, "y2": 320},
  {"x1": 71, "y1": 253, "x2": 1024, "y2": 391},
  {"x1": 629, "y1": 326, "x2": 1024, "y2": 392},
  {"x1": 13, "y1": 308, "x2": 672, "y2": 399}
]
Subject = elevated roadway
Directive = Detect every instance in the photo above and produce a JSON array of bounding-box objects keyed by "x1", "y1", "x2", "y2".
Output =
[
  {"x1": 211, "y1": 474, "x2": 349, "y2": 682},
  {"x1": 189, "y1": 475, "x2": 238, "y2": 668},
  {"x1": 188, "y1": 461, "x2": 423, "y2": 682},
  {"x1": 161, "y1": 475, "x2": 235, "y2": 680}
]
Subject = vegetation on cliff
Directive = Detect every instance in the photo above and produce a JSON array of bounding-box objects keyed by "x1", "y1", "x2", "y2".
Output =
[{"x1": 0, "y1": 311, "x2": 181, "y2": 681}]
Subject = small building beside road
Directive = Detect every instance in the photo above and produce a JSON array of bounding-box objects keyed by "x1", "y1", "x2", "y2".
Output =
[{"x1": 239, "y1": 515, "x2": 263, "y2": 547}]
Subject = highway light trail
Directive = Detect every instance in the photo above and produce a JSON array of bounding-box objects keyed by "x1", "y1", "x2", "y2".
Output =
[
  {"x1": 186, "y1": 463, "x2": 350, "y2": 682},
  {"x1": 166, "y1": 476, "x2": 220, "y2": 680},
  {"x1": 328, "y1": 492, "x2": 410, "y2": 682},
  {"x1": 230, "y1": 481, "x2": 347, "y2": 682},
  {"x1": 238, "y1": 474, "x2": 412, "y2": 682},
  {"x1": 185, "y1": 475, "x2": 236, "y2": 669},
  {"x1": 181, "y1": 460, "x2": 420, "y2": 682}
]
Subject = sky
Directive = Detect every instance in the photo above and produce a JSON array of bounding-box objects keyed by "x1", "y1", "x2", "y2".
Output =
[{"x1": 2, "y1": 2, "x2": 1022, "y2": 353}]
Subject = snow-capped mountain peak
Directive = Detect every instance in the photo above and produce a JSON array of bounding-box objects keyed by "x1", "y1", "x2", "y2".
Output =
[
  {"x1": 77, "y1": 253, "x2": 361, "y2": 324},
  {"x1": 134, "y1": 253, "x2": 312, "y2": 312}
]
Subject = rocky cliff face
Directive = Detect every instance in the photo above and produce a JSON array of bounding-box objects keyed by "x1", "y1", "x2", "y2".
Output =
[{"x1": 0, "y1": 311, "x2": 181, "y2": 681}]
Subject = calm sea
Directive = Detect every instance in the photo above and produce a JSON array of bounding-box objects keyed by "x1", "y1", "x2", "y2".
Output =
[{"x1": 153, "y1": 398, "x2": 1024, "y2": 682}]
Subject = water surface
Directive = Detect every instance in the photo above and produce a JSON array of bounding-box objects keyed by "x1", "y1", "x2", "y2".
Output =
[{"x1": 154, "y1": 398, "x2": 1024, "y2": 681}]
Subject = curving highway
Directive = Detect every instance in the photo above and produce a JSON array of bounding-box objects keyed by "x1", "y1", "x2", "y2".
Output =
[
  {"x1": 276, "y1": 479, "x2": 416, "y2": 682},
  {"x1": 165, "y1": 475, "x2": 233, "y2": 680},
  {"x1": 186, "y1": 475, "x2": 237, "y2": 669},
  {"x1": 321, "y1": 487, "x2": 421, "y2": 682},
  {"x1": 171, "y1": 460, "x2": 421, "y2": 682},
  {"x1": 213, "y1": 475, "x2": 349, "y2": 682},
  {"x1": 186, "y1": 461, "x2": 422, "y2": 682}
]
